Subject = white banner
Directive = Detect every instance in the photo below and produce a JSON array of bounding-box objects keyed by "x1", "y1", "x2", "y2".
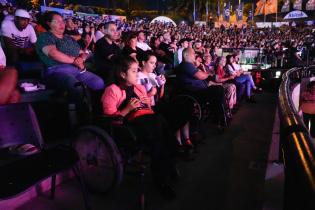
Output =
[
  {"x1": 40, "y1": 6, "x2": 73, "y2": 16},
  {"x1": 284, "y1": 10, "x2": 308, "y2": 19}
]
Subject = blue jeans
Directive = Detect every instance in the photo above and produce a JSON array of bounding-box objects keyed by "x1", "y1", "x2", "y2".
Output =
[
  {"x1": 234, "y1": 74, "x2": 255, "y2": 98},
  {"x1": 44, "y1": 64, "x2": 105, "y2": 104}
]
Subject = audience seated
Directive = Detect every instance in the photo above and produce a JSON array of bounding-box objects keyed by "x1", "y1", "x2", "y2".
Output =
[
  {"x1": 138, "y1": 52, "x2": 193, "y2": 149},
  {"x1": 64, "y1": 17, "x2": 81, "y2": 41},
  {"x1": 214, "y1": 56, "x2": 237, "y2": 116},
  {"x1": 94, "y1": 21, "x2": 121, "y2": 83},
  {"x1": 122, "y1": 32, "x2": 144, "y2": 62},
  {"x1": 176, "y1": 48, "x2": 226, "y2": 129},
  {"x1": 95, "y1": 23, "x2": 105, "y2": 42},
  {"x1": 101, "y1": 56, "x2": 178, "y2": 200},
  {"x1": 1, "y1": 9, "x2": 37, "y2": 65},
  {"x1": 136, "y1": 30, "x2": 152, "y2": 52},
  {"x1": 0, "y1": 4, "x2": 314, "y2": 204},
  {"x1": 35, "y1": 11, "x2": 104, "y2": 110},
  {"x1": 226, "y1": 54, "x2": 257, "y2": 103}
]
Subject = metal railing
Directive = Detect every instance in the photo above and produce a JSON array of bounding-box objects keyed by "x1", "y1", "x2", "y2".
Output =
[{"x1": 278, "y1": 66, "x2": 315, "y2": 210}]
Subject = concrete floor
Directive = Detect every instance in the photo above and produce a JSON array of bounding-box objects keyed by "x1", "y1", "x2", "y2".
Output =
[{"x1": 15, "y1": 92, "x2": 280, "y2": 210}]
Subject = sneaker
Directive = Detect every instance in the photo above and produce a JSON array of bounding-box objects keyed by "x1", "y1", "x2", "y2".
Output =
[{"x1": 184, "y1": 139, "x2": 194, "y2": 149}]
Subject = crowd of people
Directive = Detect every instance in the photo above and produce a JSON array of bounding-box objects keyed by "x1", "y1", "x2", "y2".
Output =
[{"x1": 0, "y1": 4, "x2": 314, "y2": 200}]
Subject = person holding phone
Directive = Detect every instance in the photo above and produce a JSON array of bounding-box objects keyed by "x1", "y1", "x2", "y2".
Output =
[{"x1": 102, "y1": 55, "x2": 181, "y2": 199}]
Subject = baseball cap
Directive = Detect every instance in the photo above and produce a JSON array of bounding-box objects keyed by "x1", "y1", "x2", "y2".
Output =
[{"x1": 15, "y1": 9, "x2": 31, "y2": 19}]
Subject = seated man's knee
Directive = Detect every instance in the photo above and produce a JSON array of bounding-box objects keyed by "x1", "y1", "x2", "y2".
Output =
[{"x1": 90, "y1": 77, "x2": 105, "y2": 90}]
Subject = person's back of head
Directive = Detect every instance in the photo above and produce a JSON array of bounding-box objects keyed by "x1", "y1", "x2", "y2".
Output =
[
  {"x1": 182, "y1": 47, "x2": 195, "y2": 64},
  {"x1": 97, "y1": 23, "x2": 105, "y2": 32}
]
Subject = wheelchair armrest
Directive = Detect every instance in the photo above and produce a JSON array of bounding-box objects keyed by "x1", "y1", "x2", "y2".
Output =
[
  {"x1": 97, "y1": 115, "x2": 137, "y2": 145},
  {"x1": 97, "y1": 115, "x2": 124, "y2": 126}
]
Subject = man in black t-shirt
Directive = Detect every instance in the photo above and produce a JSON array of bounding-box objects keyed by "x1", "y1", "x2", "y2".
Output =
[{"x1": 94, "y1": 21, "x2": 121, "y2": 83}]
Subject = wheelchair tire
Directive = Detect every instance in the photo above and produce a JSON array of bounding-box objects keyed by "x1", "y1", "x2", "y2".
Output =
[
  {"x1": 171, "y1": 94, "x2": 202, "y2": 121},
  {"x1": 72, "y1": 125, "x2": 123, "y2": 193}
]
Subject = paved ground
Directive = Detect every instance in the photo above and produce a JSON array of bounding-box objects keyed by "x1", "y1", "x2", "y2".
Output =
[{"x1": 17, "y1": 92, "x2": 277, "y2": 210}]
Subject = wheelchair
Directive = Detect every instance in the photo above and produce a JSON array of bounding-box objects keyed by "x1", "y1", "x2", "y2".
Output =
[
  {"x1": 168, "y1": 79, "x2": 229, "y2": 129},
  {"x1": 69, "y1": 82, "x2": 202, "y2": 209}
]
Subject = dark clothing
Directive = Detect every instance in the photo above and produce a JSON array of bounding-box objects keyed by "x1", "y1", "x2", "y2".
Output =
[
  {"x1": 191, "y1": 85, "x2": 226, "y2": 123},
  {"x1": 64, "y1": 29, "x2": 80, "y2": 36},
  {"x1": 77, "y1": 39, "x2": 94, "y2": 52},
  {"x1": 175, "y1": 61, "x2": 226, "y2": 125},
  {"x1": 118, "y1": 86, "x2": 149, "y2": 111},
  {"x1": 159, "y1": 42, "x2": 174, "y2": 64},
  {"x1": 94, "y1": 37, "x2": 121, "y2": 83},
  {"x1": 154, "y1": 98, "x2": 194, "y2": 133},
  {"x1": 288, "y1": 47, "x2": 304, "y2": 67},
  {"x1": 121, "y1": 46, "x2": 145, "y2": 61},
  {"x1": 176, "y1": 62, "x2": 208, "y2": 91},
  {"x1": 126, "y1": 114, "x2": 176, "y2": 183}
]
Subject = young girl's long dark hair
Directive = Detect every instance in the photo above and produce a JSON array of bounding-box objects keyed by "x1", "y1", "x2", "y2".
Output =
[{"x1": 112, "y1": 55, "x2": 137, "y2": 86}]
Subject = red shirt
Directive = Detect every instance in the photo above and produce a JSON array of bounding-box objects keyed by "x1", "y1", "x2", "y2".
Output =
[{"x1": 215, "y1": 65, "x2": 227, "y2": 80}]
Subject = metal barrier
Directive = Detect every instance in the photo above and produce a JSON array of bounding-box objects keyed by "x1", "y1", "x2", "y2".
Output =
[{"x1": 278, "y1": 66, "x2": 315, "y2": 210}]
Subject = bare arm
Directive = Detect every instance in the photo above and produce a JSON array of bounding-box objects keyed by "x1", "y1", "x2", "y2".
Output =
[
  {"x1": 42, "y1": 45, "x2": 76, "y2": 64},
  {"x1": 194, "y1": 70, "x2": 210, "y2": 80}
]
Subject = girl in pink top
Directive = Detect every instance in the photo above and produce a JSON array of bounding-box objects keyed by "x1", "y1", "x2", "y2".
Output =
[{"x1": 101, "y1": 56, "x2": 177, "y2": 199}]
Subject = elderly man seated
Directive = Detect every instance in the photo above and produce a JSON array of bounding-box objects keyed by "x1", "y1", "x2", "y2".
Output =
[{"x1": 175, "y1": 47, "x2": 226, "y2": 130}]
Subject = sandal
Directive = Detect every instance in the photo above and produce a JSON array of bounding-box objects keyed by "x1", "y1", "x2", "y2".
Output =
[{"x1": 9, "y1": 144, "x2": 40, "y2": 156}]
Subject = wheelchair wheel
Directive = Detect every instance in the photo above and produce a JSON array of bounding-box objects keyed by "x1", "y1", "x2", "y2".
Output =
[
  {"x1": 171, "y1": 94, "x2": 202, "y2": 121},
  {"x1": 72, "y1": 126, "x2": 123, "y2": 193}
]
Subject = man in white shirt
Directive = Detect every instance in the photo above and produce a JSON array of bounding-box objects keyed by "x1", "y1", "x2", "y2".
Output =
[
  {"x1": 136, "y1": 31, "x2": 151, "y2": 51},
  {"x1": 1, "y1": 9, "x2": 37, "y2": 65},
  {"x1": 95, "y1": 23, "x2": 105, "y2": 42}
]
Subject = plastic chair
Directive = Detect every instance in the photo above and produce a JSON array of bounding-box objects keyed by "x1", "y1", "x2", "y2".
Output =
[{"x1": 0, "y1": 103, "x2": 91, "y2": 210}]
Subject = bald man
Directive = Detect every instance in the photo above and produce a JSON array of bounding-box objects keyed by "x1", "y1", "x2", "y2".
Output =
[{"x1": 175, "y1": 48, "x2": 226, "y2": 128}]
